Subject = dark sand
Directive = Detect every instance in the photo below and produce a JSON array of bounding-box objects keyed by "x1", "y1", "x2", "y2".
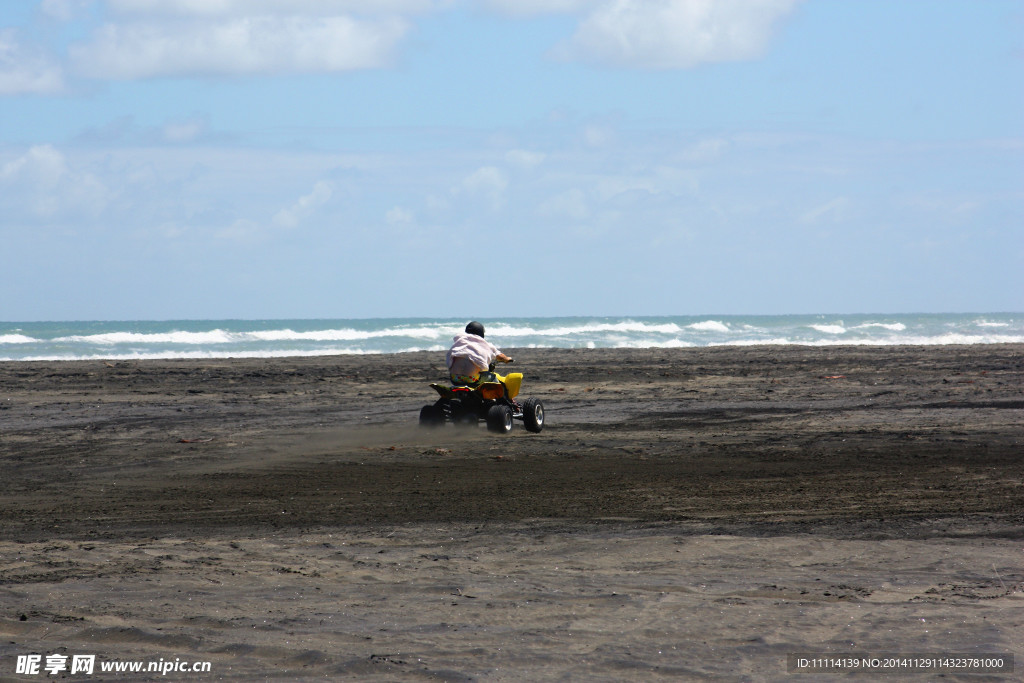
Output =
[{"x1": 1, "y1": 345, "x2": 1022, "y2": 680}]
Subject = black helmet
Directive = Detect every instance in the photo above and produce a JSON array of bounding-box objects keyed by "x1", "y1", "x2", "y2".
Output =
[{"x1": 465, "y1": 321, "x2": 485, "y2": 338}]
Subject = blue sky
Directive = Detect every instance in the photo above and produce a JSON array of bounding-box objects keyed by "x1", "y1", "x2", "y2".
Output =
[{"x1": 1, "y1": 0, "x2": 1021, "y2": 320}]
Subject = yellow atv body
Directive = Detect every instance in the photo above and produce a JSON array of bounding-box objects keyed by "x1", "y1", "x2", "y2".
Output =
[{"x1": 429, "y1": 371, "x2": 522, "y2": 401}]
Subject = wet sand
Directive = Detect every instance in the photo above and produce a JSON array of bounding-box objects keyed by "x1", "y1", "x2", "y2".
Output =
[{"x1": 1, "y1": 345, "x2": 1022, "y2": 680}]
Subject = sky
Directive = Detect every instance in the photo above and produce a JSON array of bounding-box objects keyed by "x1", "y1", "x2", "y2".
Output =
[{"x1": 1, "y1": 0, "x2": 1021, "y2": 321}]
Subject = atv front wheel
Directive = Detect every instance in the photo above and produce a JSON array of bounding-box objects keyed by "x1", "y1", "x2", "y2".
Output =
[
  {"x1": 521, "y1": 397, "x2": 545, "y2": 433},
  {"x1": 486, "y1": 404, "x2": 514, "y2": 434}
]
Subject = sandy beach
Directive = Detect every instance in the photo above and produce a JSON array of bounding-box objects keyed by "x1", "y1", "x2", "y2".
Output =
[{"x1": 1, "y1": 344, "x2": 1022, "y2": 680}]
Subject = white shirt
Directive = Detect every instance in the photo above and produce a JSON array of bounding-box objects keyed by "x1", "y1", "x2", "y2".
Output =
[{"x1": 446, "y1": 332, "x2": 501, "y2": 377}]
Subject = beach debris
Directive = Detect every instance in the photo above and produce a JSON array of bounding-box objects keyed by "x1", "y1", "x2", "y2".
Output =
[
  {"x1": 178, "y1": 437, "x2": 214, "y2": 443},
  {"x1": 821, "y1": 375, "x2": 846, "y2": 379}
]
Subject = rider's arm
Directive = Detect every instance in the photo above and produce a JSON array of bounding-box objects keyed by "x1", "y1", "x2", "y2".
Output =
[{"x1": 496, "y1": 353, "x2": 513, "y2": 363}]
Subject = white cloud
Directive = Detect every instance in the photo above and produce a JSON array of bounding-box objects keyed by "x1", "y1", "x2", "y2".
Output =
[
  {"x1": 1, "y1": 145, "x2": 67, "y2": 186},
  {"x1": 69, "y1": 14, "x2": 411, "y2": 79},
  {"x1": 161, "y1": 117, "x2": 208, "y2": 143},
  {"x1": 40, "y1": 0, "x2": 93, "y2": 21},
  {"x1": 11, "y1": 0, "x2": 804, "y2": 93},
  {"x1": 679, "y1": 138, "x2": 729, "y2": 163},
  {"x1": 386, "y1": 206, "x2": 415, "y2": 225},
  {"x1": 461, "y1": 166, "x2": 508, "y2": 195},
  {"x1": 800, "y1": 196, "x2": 850, "y2": 225},
  {"x1": 273, "y1": 181, "x2": 333, "y2": 229},
  {"x1": 540, "y1": 188, "x2": 590, "y2": 220},
  {"x1": 505, "y1": 149, "x2": 547, "y2": 168},
  {"x1": 217, "y1": 218, "x2": 262, "y2": 242},
  {"x1": 0, "y1": 30, "x2": 64, "y2": 95},
  {"x1": 104, "y1": 0, "x2": 445, "y2": 17},
  {"x1": 481, "y1": 0, "x2": 601, "y2": 17},
  {"x1": 0, "y1": 145, "x2": 111, "y2": 218},
  {"x1": 558, "y1": 0, "x2": 803, "y2": 69},
  {"x1": 457, "y1": 165, "x2": 509, "y2": 210},
  {"x1": 584, "y1": 124, "x2": 615, "y2": 147}
]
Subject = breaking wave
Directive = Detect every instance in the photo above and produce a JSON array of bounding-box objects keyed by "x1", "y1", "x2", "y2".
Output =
[{"x1": 1, "y1": 314, "x2": 1021, "y2": 361}]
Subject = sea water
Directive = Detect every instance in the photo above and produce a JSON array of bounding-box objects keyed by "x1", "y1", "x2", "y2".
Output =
[{"x1": 0, "y1": 314, "x2": 1021, "y2": 362}]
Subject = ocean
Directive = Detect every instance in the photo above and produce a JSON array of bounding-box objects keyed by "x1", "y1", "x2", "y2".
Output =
[{"x1": 0, "y1": 314, "x2": 1021, "y2": 362}]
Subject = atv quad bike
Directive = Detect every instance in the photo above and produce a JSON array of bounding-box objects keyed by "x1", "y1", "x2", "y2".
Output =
[{"x1": 419, "y1": 364, "x2": 545, "y2": 434}]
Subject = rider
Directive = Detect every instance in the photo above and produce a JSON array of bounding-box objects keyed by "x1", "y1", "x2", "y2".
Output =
[{"x1": 446, "y1": 321, "x2": 513, "y2": 385}]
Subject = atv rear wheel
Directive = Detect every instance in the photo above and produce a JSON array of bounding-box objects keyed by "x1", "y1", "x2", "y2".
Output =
[
  {"x1": 419, "y1": 404, "x2": 445, "y2": 427},
  {"x1": 486, "y1": 404, "x2": 514, "y2": 434},
  {"x1": 454, "y1": 407, "x2": 479, "y2": 428},
  {"x1": 521, "y1": 397, "x2": 545, "y2": 433}
]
